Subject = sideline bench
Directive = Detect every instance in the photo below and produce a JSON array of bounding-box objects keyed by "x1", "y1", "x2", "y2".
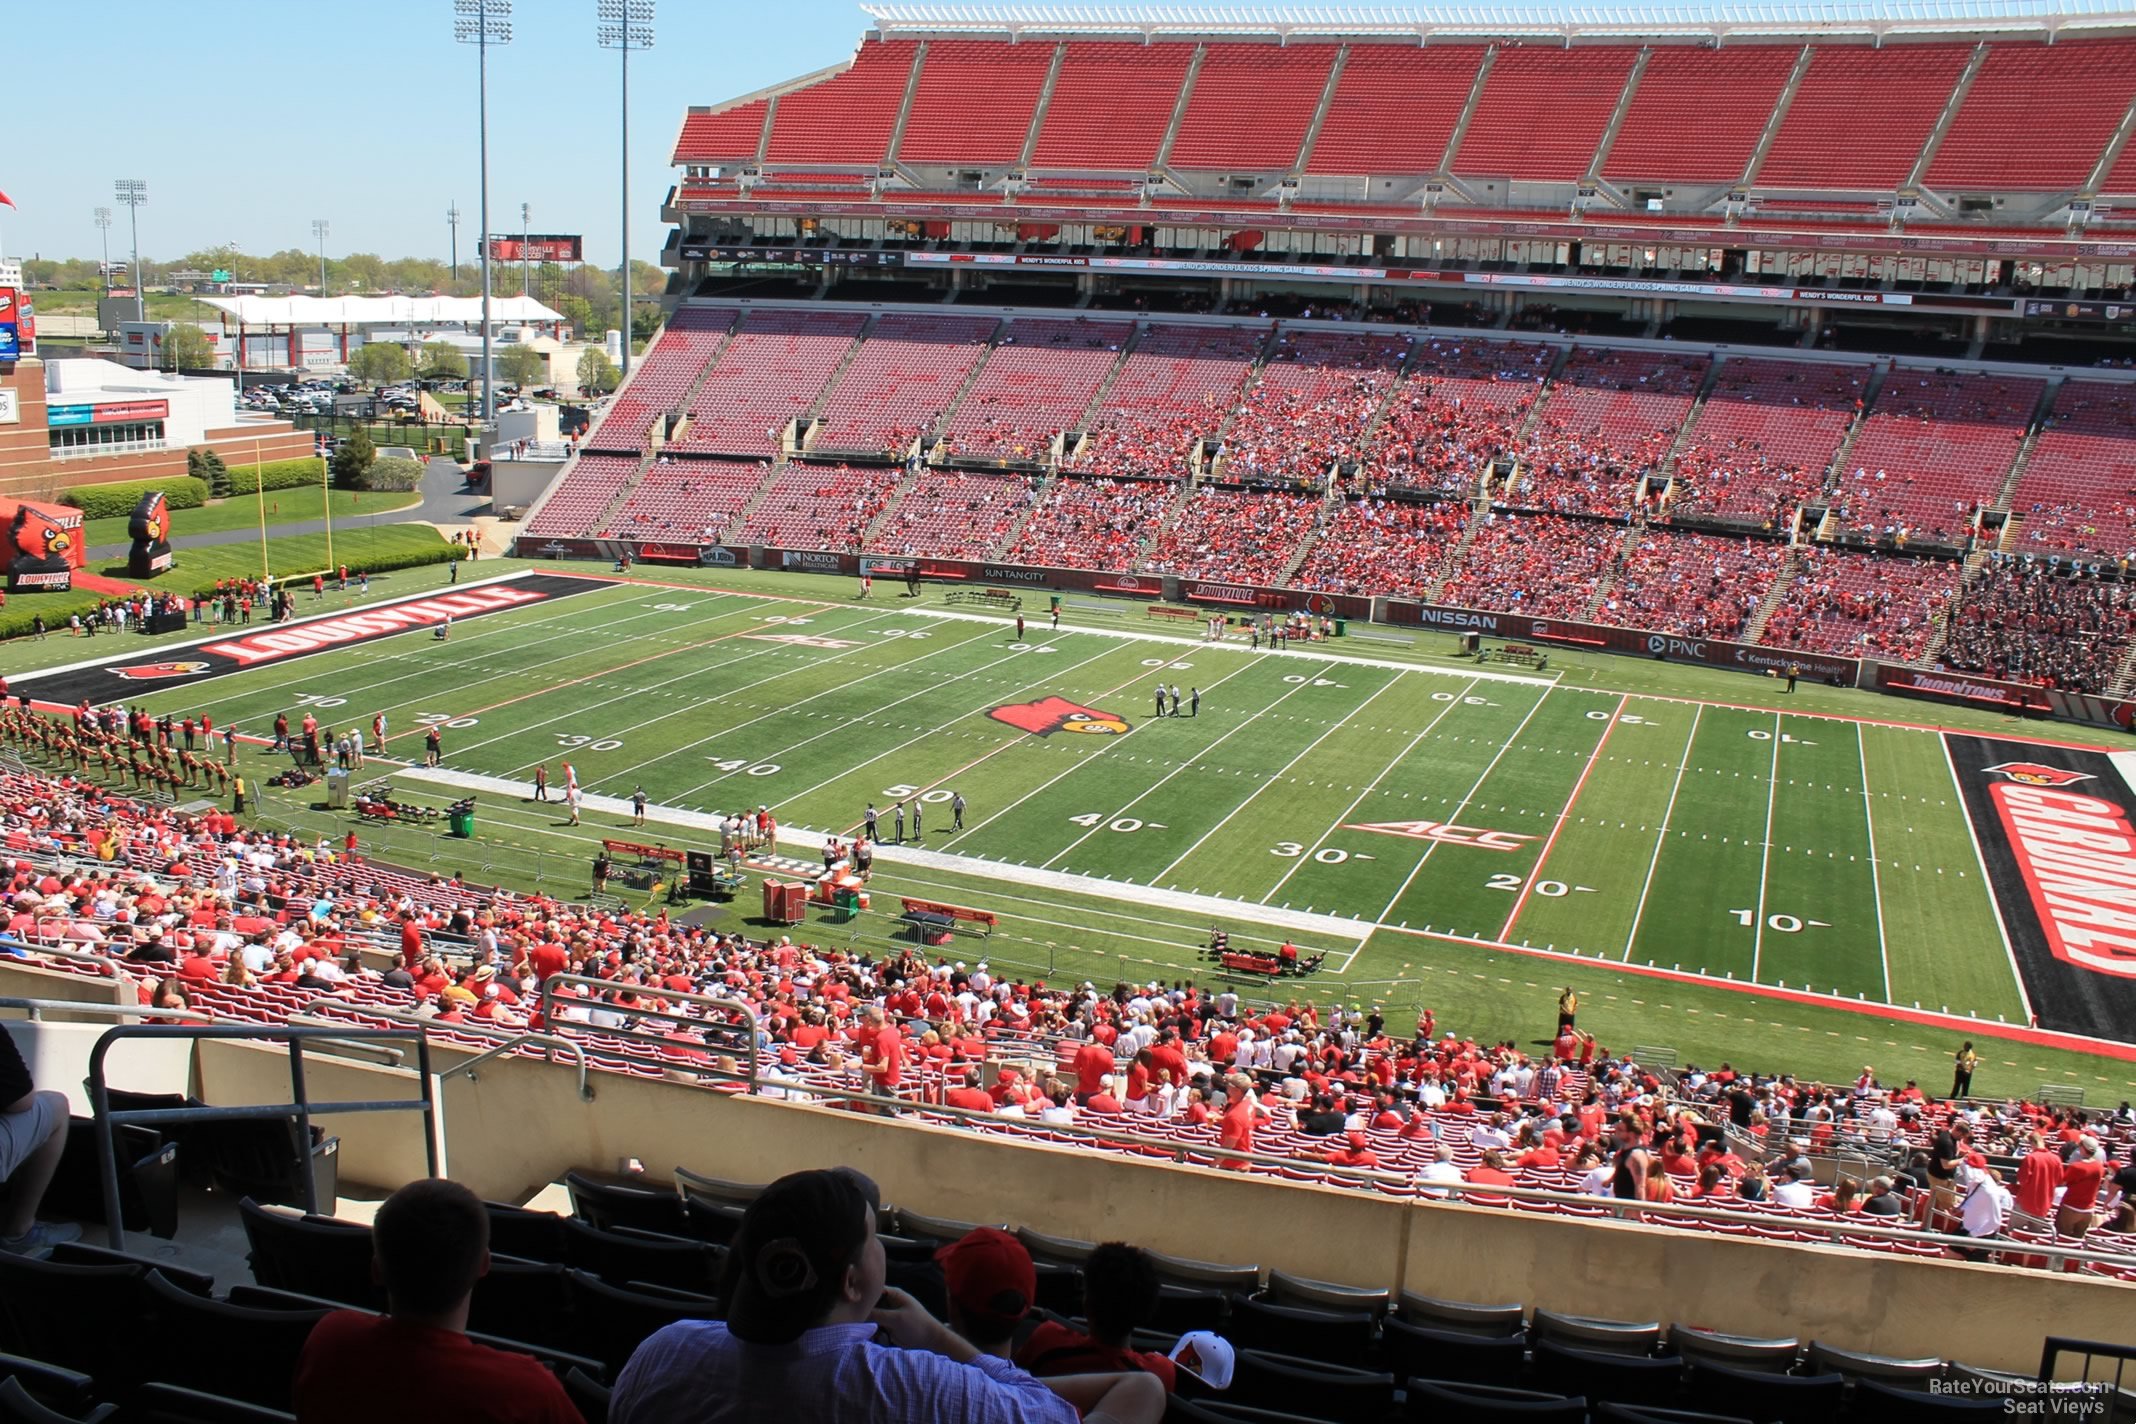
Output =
[
  {"x1": 945, "y1": 588, "x2": 1023, "y2": 612},
  {"x1": 1482, "y1": 642, "x2": 1549, "y2": 669},
  {"x1": 897, "y1": 896, "x2": 996, "y2": 942},
  {"x1": 1147, "y1": 605, "x2": 1201, "y2": 624}
]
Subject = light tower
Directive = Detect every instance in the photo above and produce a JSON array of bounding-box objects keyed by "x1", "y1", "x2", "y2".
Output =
[
  {"x1": 92, "y1": 207, "x2": 112, "y2": 292},
  {"x1": 113, "y1": 179, "x2": 147, "y2": 323},
  {"x1": 312, "y1": 219, "x2": 330, "y2": 297},
  {"x1": 448, "y1": 201, "x2": 461, "y2": 284},
  {"x1": 453, "y1": 0, "x2": 510, "y2": 427},
  {"x1": 597, "y1": 0, "x2": 653, "y2": 380}
]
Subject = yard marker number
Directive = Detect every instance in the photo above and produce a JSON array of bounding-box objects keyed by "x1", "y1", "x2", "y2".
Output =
[
  {"x1": 1071, "y1": 814, "x2": 1160, "y2": 832},
  {"x1": 416, "y1": 712, "x2": 480, "y2": 729},
  {"x1": 708, "y1": 756, "x2": 781, "y2": 775},
  {"x1": 559, "y1": 733, "x2": 623, "y2": 752},
  {"x1": 1273, "y1": 843, "x2": 1365, "y2": 864},
  {"x1": 884, "y1": 785, "x2": 956, "y2": 804},
  {"x1": 1486, "y1": 874, "x2": 1594, "y2": 897},
  {"x1": 1730, "y1": 909, "x2": 1828, "y2": 932},
  {"x1": 294, "y1": 693, "x2": 346, "y2": 709}
]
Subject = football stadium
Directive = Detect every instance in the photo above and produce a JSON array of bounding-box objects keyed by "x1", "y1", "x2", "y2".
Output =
[{"x1": 5, "y1": 2, "x2": 2136, "y2": 1421}]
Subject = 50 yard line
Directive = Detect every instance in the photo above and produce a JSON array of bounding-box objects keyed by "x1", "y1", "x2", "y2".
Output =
[
  {"x1": 1748, "y1": 710, "x2": 1784, "y2": 983},
  {"x1": 1622, "y1": 703, "x2": 1702, "y2": 962},
  {"x1": 1858, "y1": 722, "x2": 1893, "y2": 1003}
]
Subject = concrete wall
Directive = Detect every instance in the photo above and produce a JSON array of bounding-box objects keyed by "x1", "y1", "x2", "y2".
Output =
[{"x1": 176, "y1": 1045, "x2": 2127, "y2": 1374}]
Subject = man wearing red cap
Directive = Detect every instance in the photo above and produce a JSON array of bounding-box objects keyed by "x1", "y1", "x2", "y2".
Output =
[
  {"x1": 1325, "y1": 1130, "x2": 1380, "y2": 1171},
  {"x1": 936, "y1": 1228, "x2": 1038, "y2": 1360}
]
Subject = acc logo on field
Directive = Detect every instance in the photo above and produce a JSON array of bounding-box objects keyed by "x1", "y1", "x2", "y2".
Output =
[
  {"x1": 990, "y1": 696, "x2": 1130, "y2": 738},
  {"x1": 1343, "y1": 819, "x2": 1536, "y2": 851},
  {"x1": 1983, "y1": 762, "x2": 2094, "y2": 788},
  {"x1": 742, "y1": 633, "x2": 861, "y2": 650},
  {"x1": 110, "y1": 660, "x2": 210, "y2": 681}
]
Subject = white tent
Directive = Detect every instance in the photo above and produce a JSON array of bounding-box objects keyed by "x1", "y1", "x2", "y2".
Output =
[{"x1": 200, "y1": 293, "x2": 563, "y2": 327}]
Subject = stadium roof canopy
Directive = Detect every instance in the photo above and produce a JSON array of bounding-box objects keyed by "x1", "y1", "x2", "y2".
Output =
[
  {"x1": 199, "y1": 294, "x2": 563, "y2": 327},
  {"x1": 860, "y1": 0, "x2": 2136, "y2": 40}
]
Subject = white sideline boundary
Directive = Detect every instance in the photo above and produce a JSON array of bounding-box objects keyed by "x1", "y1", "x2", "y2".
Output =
[{"x1": 398, "y1": 765, "x2": 1378, "y2": 944}]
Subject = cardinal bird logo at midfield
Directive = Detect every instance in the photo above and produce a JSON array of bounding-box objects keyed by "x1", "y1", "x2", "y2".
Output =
[
  {"x1": 1983, "y1": 762, "x2": 2094, "y2": 788},
  {"x1": 111, "y1": 661, "x2": 210, "y2": 682},
  {"x1": 989, "y1": 696, "x2": 1131, "y2": 738}
]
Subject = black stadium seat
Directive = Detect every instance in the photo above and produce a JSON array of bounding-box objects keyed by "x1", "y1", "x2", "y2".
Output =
[
  {"x1": 564, "y1": 1269, "x2": 721, "y2": 1377},
  {"x1": 1167, "y1": 1398, "x2": 1341, "y2": 1424},
  {"x1": 141, "y1": 1269, "x2": 325, "y2": 1412},
  {"x1": 564, "y1": 1368, "x2": 611, "y2": 1424},
  {"x1": 467, "y1": 1258, "x2": 577, "y2": 1352},
  {"x1": 1397, "y1": 1291, "x2": 1526, "y2": 1336},
  {"x1": 1225, "y1": 1296, "x2": 1377, "y2": 1368},
  {"x1": 1845, "y1": 1378, "x2": 2005, "y2": 1424},
  {"x1": 46, "y1": 1243, "x2": 215, "y2": 1298},
  {"x1": 1805, "y1": 1341, "x2": 1944, "y2": 1385},
  {"x1": 238, "y1": 1198, "x2": 382, "y2": 1310},
  {"x1": 561, "y1": 1217, "x2": 724, "y2": 1294},
  {"x1": 680, "y1": 1193, "x2": 748, "y2": 1247},
  {"x1": 1148, "y1": 1251, "x2": 1260, "y2": 1295},
  {"x1": 1382, "y1": 1317, "x2": 1527, "y2": 1387},
  {"x1": 1597, "y1": 1405, "x2": 1756, "y2": 1424},
  {"x1": 1405, "y1": 1378, "x2": 1589, "y2": 1424},
  {"x1": 1532, "y1": 1339, "x2": 1684, "y2": 1408},
  {"x1": 1264, "y1": 1269, "x2": 1390, "y2": 1317},
  {"x1": 1229, "y1": 1349, "x2": 1396, "y2": 1424},
  {"x1": 0, "y1": 1378, "x2": 116, "y2": 1424},
  {"x1": 1017, "y1": 1226, "x2": 1098, "y2": 1264},
  {"x1": 565, "y1": 1169, "x2": 689, "y2": 1237},
  {"x1": 1530, "y1": 1308, "x2": 1664, "y2": 1356},
  {"x1": 1686, "y1": 1361, "x2": 1845, "y2": 1424},
  {"x1": 483, "y1": 1199, "x2": 569, "y2": 1261},
  {"x1": 671, "y1": 1168, "x2": 763, "y2": 1207},
  {"x1": 0, "y1": 1257, "x2": 155, "y2": 1389},
  {"x1": 0, "y1": 1357, "x2": 95, "y2": 1420},
  {"x1": 131, "y1": 1384, "x2": 297, "y2": 1424},
  {"x1": 1665, "y1": 1326, "x2": 1800, "y2": 1373},
  {"x1": 1147, "y1": 1287, "x2": 1228, "y2": 1338}
]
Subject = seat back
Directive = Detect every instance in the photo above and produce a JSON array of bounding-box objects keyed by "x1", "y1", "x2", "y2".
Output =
[
  {"x1": 1396, "y1": 1291, "x2": 1525, "y2": 1335},
  {"x1": 671, "y1": 1167, "x2": 763, "y2": 1207},
  {"x1": 130, "y1": 1383, "x2": 297, "y2": 1424},
  {"x1": 1666, "y1": 1327, "x2": 1799, "y2": 1373},
  {"x1": 483, "y1": 1201, "x2": 568, "y2": 1263},
  {"x1": 680, "y1": 1194, "x2": 748, "y2": 1247},
  {"x1": 563, "y1": 1368, "x2": 610, "y2": 1424},
  {"x1": 564, "y1": 1169, "x2": 688, "y2": 1237},
  {"x1": 143, "y1": 1270, "x2": 325, "y2": 1412},
  {"x1": 1530, "y1": 1308, "x2": 1663, "y2": 1356},
  {"x1": 1847, "y1": 1378, "x2": 2005, "y2": 1424},
  {"x1": 1265, "y1": 1270, "x2": 1390, "y2": 1318},
  {"x1": 1147, "y1": 1286, "x2": 1228, "y2": 1338},
  {"x1": 1382, "y1": 1317, "x2": 1527, "y2": 1387},
  {"x1": 0, "y1": 1356, "x2": 94, "y2": 1420},
  {"x1": 1596, "y1": 1405, "x2": 1756, "y2": 1424},
  {"x1": 0, "y1": 1378, "x2": 116, "y2": 1424},
  {"x1": 468, "y1": 1258, "x2": 577, "y2": 1352},
  {"x1": 46, "y1": 1244, "x2": 214, "y2": 1298},
  {"x1": 1532, "y1": 1339, "x2": 1683, "y2": 1407},
  {"x1": 1148, "y1": 1250, "x2": 1260, "y2": 1295},
  {"x1": 1016, "y1": 1226, "x2": 1097, "y2": 1264},
  {"x1": 1806, "y1": 1341, "x2": 1944, "y2": 1384},
  {"x1": 0, "y1": 1257, "x2": 153, "y2": 1386},
  {"x1": 560, "y1": 1218, "x2": 723, "y2": 1294},
  {"x1": 237, "y1": 1198, "x2": 381, "y2": 1310},
  {"x1": 1686, "y1": 1361, "x2": 1846, "y2": 1424},
  {"x1": 563, "y1": 1270, "x2": 721, "y2": 1377},
  {"x1": 1227, "y1": 1297, "x2": 1377, "y2": 1369},
  {"x1": 1404, "y1": 1378, "x2": 1589, "y2": 1424},
  {"x1": 1231, "y1": 1349, "x2": 1396, "y2": 1424}
]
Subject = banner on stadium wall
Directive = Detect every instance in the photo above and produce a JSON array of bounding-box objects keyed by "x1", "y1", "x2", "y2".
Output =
[
  {"x1": 487, "y1": 234, "x2": 583, "y2": 263},
  {"x1": 1871, "y1": 662, "x2": 2136, "y2": 732},
  {"x1": 1381, "y1": 601, "x2": 1863, "y2": 683}
]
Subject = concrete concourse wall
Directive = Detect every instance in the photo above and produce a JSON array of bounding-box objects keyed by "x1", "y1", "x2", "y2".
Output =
[{"x1": 196, "y1": 1046, "x2": 2127, "y2": 1375}]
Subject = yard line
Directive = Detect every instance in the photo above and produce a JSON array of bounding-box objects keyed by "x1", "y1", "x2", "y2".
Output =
[
  {"x1": 1748, "y1": 710, "x2": 1784, "y2": 983},
  {"x1": 1257, "y1": 676, "x2": 1483, "y2": 905},
  {"x1": 1497, "y1": 692, "x2": 1632, "y2": 942},
  {"x1": 1038, "y1": 670, "x2": 1331, "y2": 872},
  {"x1": 1858, "y1": 722, "x2": 1893, "y2": 1003},
  {"x1": 1148, "y1": 669, "x2": 1407, "y2": 886},
  {"x1": 767, "y1": 637, "x2": 1129, "y2": 811},
  {"x1": 1941, "y1": 734, "x2": 2035, "y2": 1026},
  {"x1": 668, "y1": 624, "x2": 1054, "y2": 803},
  {"x1": 1372, "y1": 684, "x2": 1557, "y2": 926},
  {"x1": 1622, "y1": 704, "x2": 1703, "y2": 962},
  {"x1": 936, "y1": 649, "x2": 1263, "y2": 850},
  {"x1": 521, "y1": 607, "x2": 975, "y2": 784},
  {"x1": 383, "y1": 598, "x2": 822, "y2": 752}
]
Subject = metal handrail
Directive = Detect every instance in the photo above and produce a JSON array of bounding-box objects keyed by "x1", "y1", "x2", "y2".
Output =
[
  {"x1": 85, "y1": 1022, "x2": 438, "y2": 1247},
  {"x1": 437, "y1": 1031, "x2": 594, "y2": 1101},
  {"x1": 538, "y1": 973, "x2": 758, "y2": 1090}
]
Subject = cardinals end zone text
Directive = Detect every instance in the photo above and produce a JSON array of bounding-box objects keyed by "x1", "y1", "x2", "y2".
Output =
[{"x1": 1985, "y1": 764, "x2": 2136, "y2": 978}]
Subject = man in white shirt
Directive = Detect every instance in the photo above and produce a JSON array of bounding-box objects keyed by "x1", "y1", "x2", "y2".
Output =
[
  {"x1": 1957, "y1": 1157, "x2": 2012, "y2": 1253},
  {"x1": 1471, "y1": 1114, "x2": 1512, "y2": 1151},
  {"x1": 1418, "y1": 1145, "x2": 1464, "y2": 1198},
  {"x1": 1771, "y1": 1165, "x2": 1817, "y2": 1209}
]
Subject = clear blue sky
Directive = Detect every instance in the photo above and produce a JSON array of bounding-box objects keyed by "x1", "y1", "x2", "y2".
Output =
[{"x1": 2, "y1": 0, "x2": 873, "y2": 268}]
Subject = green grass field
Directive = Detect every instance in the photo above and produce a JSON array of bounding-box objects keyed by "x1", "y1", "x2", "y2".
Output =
[
  {"x1": 78, "y1": 490, "x2": 421, "y2": 551},
  {"x1": 39, "y1": 561, "x2": 2136, "y2": 1097}
]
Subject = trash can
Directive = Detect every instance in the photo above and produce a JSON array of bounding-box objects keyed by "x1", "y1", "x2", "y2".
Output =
[
  {"x1": 448, "y1": 807, "x2": 475, "y2": 838},
  {"x1": 1333, "y1": 619, "x2": 1347, "y2": 638},
  {"x1": 325, "y1": 770, "x2": 350, "y2": 810}
]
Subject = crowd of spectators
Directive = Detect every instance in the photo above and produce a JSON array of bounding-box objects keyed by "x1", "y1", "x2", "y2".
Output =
[
  {"x1": 1005, "y1": 477, "x2": 1179, "y2": 571},
  {"x1": 1290, "y1": 498, "x2": 1471, "y2": 599},
  {"x1": 1506, "y1": 350, "x2": 1708, "y2": 517},
  {"x1": 732, "y1": 464, "x2": 899, "y2": 552},
  {"x1": 1214, "y1": 332, "x2": 1408, "y2": 489},
  {"x1": 1072, "y1": 326, "x2": 1265, "y2": 481},
  {"x1": 1939, "y1": 555, "x2": 2136, "y2": 695},
  {"x1": 1363, "y1": 340, "x2": 1551, "y2": 497},
  {"x1": 1596, "y1": 531, "x2": 1790, "y2": 640},
  {"x1": 1758, "y1": 547, "x2": 1960, "y2": 661},
  {"x1": 1435, "y1": 512, "x2": 1630, "y2": 619},
  {"x1": 1138, "y1": 489, "x2": 1327, "y2": 586},
  {"x1": 1663, "y1": 360, "x2": 1865, "y2": 529},
  {"x1": 866, "y1": 470, "x2": 1042, "y2": 561}
]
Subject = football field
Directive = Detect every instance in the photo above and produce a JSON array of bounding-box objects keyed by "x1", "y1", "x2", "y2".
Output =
[{"x1": 33, "y1": 567, "x2": 2136, "y2": 1088}]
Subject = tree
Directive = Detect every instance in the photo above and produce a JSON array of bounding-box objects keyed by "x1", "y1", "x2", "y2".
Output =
[
  {"x1": 348, "y1": 342, "x2": 411, "y2": 387},
  {"x1": 497, "y1": 344, "x2": 547, "y2": 390},
  {"x1": 576, "y1": 348, "x2": 621, "y2": 396},
  {"x1": 554, "y1": 294, "x2": 596, "y2": 341},
  {"x1": 419, "y1": 342, "x2": 469, "y2": 380},
  {"x1": 187, "y1": 447, "x2": 231, "y2": 497},
  {"x1": 161, "y1": 324, "x2": 214, "y2": 371},
  {"x1": 331, "y1": 426, "x2": 376, "y2": 490},
  {"x1": 356, "y1": 456, "x2": 424, "y2": 492}
]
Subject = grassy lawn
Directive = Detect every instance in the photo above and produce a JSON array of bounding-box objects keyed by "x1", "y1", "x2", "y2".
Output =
[
  {"x1": 91, "y1": 524, "x2": 452, "y2": 592},
  {"x1": 80, "y1": 490, "x2": 423, "y2": 550},
  {"x1": 30, "y1": 288, "x2": 218, "y2": 321}
]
